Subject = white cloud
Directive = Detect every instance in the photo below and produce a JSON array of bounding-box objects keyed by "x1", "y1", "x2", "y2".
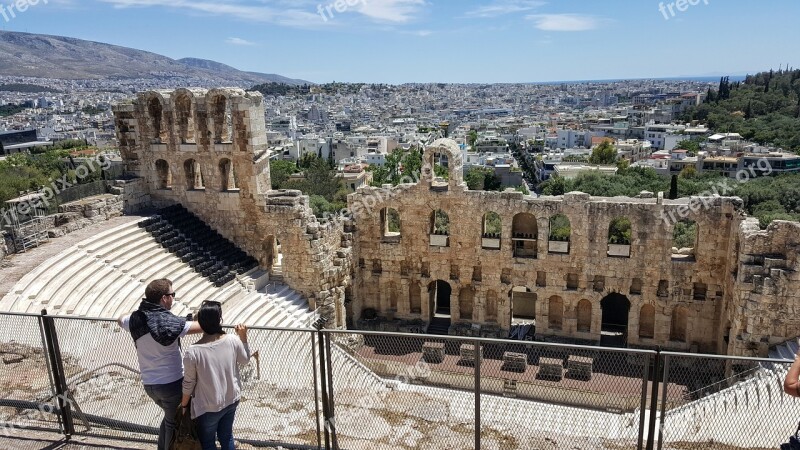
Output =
[
  {"x1": 98, "y1": 0, "x2": 328, "y2": 28},
  {"x1": 525, "y1": 13, "x2": 603, "y2": 31},
  {"x1": 464, "y1": 0, "x2": 546, "y2": 18},
  {"x1": 356, "y1": 0, "x2": 426, "y2": 23},
  {"x1": 226, "y1": 37, "x2": 255, "y2": 46}
]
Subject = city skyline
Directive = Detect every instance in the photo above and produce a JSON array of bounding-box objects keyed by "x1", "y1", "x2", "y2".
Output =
[{"x1": 0, "y1": 0, "x2": 798, "y2": 84}]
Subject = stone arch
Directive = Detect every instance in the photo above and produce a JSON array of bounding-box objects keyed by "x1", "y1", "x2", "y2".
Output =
[
  {"x1": 548, "y1": 295, "x2": 563, "y2": 330},
  {"x1": 409, "y1": 281, "x2": 421, "y2": 314},
  {"x1": 173, "y1": 89, "x2": 196, "y2": 144},
  {"x1": 485, "y1": 290, "x2": 498, "y2": 322},
  {"x1": 208, "y1": 92, "x2": 233, "y2": 144},
  {"x1": 219, "y1": 158, "x2": 238, "y2": 191},
  {"x1": 577, "y1": 299, "x2": 592, "y2": 332},
  {"x1": 670, "y1": 305, "x2": 689, "y2": 342},
  {"x1": 511, "y1": 286, "x2": 536, "y2": 323},
  {"x1": 183, "y1": 159, "x2": 205, "y2": 190},
  {"x1": 428, "y1": 280, "x2": 452, "y2": 318},
  {"x1": 381, "y1": 207, "x2": 401, "y2": 238},
  {"x1": 639, "y1": 304, "x2": 655, "y2": 339},
  {"x1": 672, "y1": 219, "x2": 698, "y2": 260},
  {"x1": 482, "y1": 211, "x2": 502, "y2": 238},
  {"x1": 155, "y1": 159, "x2": 172, "y2": 189},
  {"x1": 430, "y1": 209, "x2": 450, "y2": 238},
  {"x1": 421, "y1": 139, "x2": 464, "y2": 190},
  {"x1": 600, "y1": 292, "x2": 630, "y2": 346},
  {"x1": 459, "y1": 286, "x2": 474, "y2": 321},
  {"x1": 512, "y1": 213, "x2": 538, "y2": 258},
  {"x1": 548, "y1": 213, "x2": 571, "y2": 254},
  {"x1": 146, "y1": 94, "x2": 168, "y2": 144},
  {"x1": 608, "y1": 217, "x2": 632, "y2": 257},
  {"x1": 386, "y1": 281, "x2": 399, "y2": 311}
]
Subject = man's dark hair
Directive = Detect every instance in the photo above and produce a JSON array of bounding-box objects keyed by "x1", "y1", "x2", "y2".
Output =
[
  {"x1": 144, "y1": 279, "x2": 172, "y2": 304},
  {"x1": 197, "y1": 302, "x2": 224, "y2": 335}
]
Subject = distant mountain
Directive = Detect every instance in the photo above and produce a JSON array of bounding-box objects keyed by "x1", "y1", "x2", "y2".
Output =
[
  {"x1": 0, "y1": 31, "x2": 309, "y2": 86},
  {"x1": 178, "y1": 58, "x2": 309, "y2": 85}
]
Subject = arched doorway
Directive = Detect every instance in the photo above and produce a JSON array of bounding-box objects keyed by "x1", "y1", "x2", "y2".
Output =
[
  {"x1": 429, "y1": 280, "x2": 452, "y2": 317},
  {"x1": 427, "y1": 280, "x2": 452, "y2": 335},
  {"x1": 600, "y1": 293, "x2": 631, "y2": 347}
]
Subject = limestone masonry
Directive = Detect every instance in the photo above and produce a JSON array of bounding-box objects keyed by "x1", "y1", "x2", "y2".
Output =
[{"x1": 112, "y1": 88, "x2": 800, "y2": 357}]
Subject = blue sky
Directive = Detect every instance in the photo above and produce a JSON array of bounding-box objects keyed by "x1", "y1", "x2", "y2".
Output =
[{"x1": 1, "y1": 0, "x2": 798, "y2": 84}]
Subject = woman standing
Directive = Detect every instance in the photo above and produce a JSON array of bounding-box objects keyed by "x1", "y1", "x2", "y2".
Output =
[{"x1": 181, "y1": 301, "x2": 250, "y2": 450}]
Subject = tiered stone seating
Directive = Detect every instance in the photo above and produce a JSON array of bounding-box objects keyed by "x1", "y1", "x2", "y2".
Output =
[{"x1": 0, "y1": 215, "x2": 316, "y2": 331}]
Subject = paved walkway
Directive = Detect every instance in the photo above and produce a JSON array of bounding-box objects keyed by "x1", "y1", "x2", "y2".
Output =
[{"x1": 0, "y1": 215, "x2": 147, "y2": 300}]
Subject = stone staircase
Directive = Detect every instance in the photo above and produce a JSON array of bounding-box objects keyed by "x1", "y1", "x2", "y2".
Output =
[
  {"x1": 426, "y1": 316, "x2": 451, "y2": 335},
  {"x1": 0, "y1": 218, "x2": 313, "y2": 329}
]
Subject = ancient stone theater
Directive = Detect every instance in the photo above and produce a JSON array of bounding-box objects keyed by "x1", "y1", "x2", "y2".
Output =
[{"x1": 110, "y1": 88, "x2": 800, "y2": 358}]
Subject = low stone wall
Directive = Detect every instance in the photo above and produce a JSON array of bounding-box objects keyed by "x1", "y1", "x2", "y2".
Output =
[{"x1": 48, "y1": 194, "x2": 124, "y2": 238}]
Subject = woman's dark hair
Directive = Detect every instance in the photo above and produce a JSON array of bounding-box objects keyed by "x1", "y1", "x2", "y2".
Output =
[{"x1": 197, "y1": 302, "x2": 224, "y2": 335}]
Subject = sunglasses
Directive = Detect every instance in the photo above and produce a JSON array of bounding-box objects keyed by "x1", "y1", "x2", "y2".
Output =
[{"x1": 166, "y1": 292, "x2": 177, "y2": 298}]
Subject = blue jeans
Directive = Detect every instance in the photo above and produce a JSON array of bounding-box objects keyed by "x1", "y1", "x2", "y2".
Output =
[
  {"x1": 143, "y1": 378, "x2": 183, "y2": 450},
  {"x1": 195, "y1": 400, "x2": 239, "y2": 450}
]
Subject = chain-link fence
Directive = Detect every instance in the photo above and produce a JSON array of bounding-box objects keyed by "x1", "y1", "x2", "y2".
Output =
[
  {"x1": 657, "y1": 352, "x2": 800, "y2": 450},
  {"x1": 5, "y1": 312, "x2": 800, "y2": 450},
  {"x1": 0, "y1": 313, "x2": 61, "y2": 436}
]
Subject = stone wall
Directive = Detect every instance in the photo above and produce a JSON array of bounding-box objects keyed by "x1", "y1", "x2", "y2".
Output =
[
  {"x1": 113, "y1": 90, "x2": 800, "y2": 356},
  {"x1": 349, "y1": 139, "x2": 744, "y2": 354},
  {"x1": 113, "y1": 89, "x2": 352, "y2": 327},
  {"x1": 728, "y1": 220, "x2": 800, "y2": 356}
]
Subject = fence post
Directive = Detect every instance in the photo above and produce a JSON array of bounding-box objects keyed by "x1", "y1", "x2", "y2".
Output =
[
  {"x1": 657, "y1": 354, "x2": 671, "y2": 450},
  {"x1": 645, "y1": 347, "x2": 661, "y2": 450},
  {"x1": 637, "y1": 353, "x2": 651, "y2": 450},
  {"x1": 316, "y1": 329, "x2": 332, "y2": 450},
  {"x1": 310, "y1": 332, "x2": 323, "y2": 450},
  {"x1": 40, "y1": 309, "x2": 74, "y2": 439},
  {"x1": 474, "y1": 338, "x2": 481, "y2": 450},
  {"x1": 323, "y1": 332, "x2": 339, "y2": 450}
]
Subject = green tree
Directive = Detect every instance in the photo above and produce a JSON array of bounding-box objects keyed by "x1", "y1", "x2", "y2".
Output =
[
  {"x1": 589, "y1": 141, "x2": 617, "y2": 165},
  {"x1": 669, "y1": 174, "x2": 679, "y2": 200},
  {"x1": 467, "y1": 130, "x2": 478, "y2": 148},
  {"x1": 269, "y1": 159, "x2": 299, "y2": 189},
  {"x1": 465, "y1": 167, "x2": 487, "y2": 190}
]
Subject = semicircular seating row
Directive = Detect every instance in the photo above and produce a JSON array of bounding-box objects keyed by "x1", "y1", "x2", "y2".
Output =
[{"x1": 0, "y1": 219, "x2": 313, "y2": 328}]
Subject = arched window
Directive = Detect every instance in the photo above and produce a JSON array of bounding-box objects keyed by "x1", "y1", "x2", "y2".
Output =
[
  {"x1": 577, "y1": 299, "x2": 592, "y2": 332},
  {"x1": 548, "y1": 214, "x2": 571, "y2": 254},
  {"x1": 174, "y1": 92, "x2": 195, "y2": 144},
  {"x1": 670, "y1": 306, "x2": 688, "y2": 342},
  {"x1": 485, "y1": 290, "x2": 498, "y2": 322},
  {"x1": 639, "y1": 304, "x2": 655, "y2": 339},
  {"x1": 482, "y1": 211, "x2": 501, "y2": 249},
  {"x1": 430, "y1": 209, "x2": 450, "y2": 247},
  {"x1": 511, "y1": 287, "x2": 536, "y2": 322},
  {"x1": 184, "y1": 159, "x2": 205, "y2": 190},
  {"x1": 672, "y1": 220, "x2": 697, "y2": 260},
  {"x1": 512, "y1": 213, "x2": 538, "y2": 259},
  {"x1": 386, "y1": 282, "x2": 398, "y2": 311},
  {"x1": 548, "y1": 295, "x2": 563, "y2": 330},
  {"x1": 211, "y1": 95, "x2": 233, "y2": 144},
  {"x1": 608, "y1": 217, "x2": 632, "y2": 257},
  {"x1": 155, "y1": 160, "x2": 172, "y2": 189},
  {"x1": 147, "y1": 97, "x2": 166, "y2": 144},
  {"x1": 219, "y1": 158, "x2": 238, "y2": 191},
  {"x1": 459, "y1": 287, "x2": 474, "y2": 321},
  {"x1": 381, "y1": 208, "x2": 401, "y2": 240},
  {"x1": 409, "y1": 281, "x2": 421, "y2": 314}
]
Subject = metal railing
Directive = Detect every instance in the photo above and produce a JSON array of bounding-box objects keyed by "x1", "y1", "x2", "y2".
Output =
[{"x1": 1, "y1": 311, "x2": 799, "y2": 450}]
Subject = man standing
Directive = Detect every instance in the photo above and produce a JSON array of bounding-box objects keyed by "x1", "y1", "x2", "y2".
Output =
[{"x1": 118, "y1": 279, "x2": 202, "y2": 450}]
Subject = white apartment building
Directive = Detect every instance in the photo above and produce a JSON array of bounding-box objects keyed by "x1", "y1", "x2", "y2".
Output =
[{"x1": 644, "y1": 123, "x2": 686, "y2": 151}]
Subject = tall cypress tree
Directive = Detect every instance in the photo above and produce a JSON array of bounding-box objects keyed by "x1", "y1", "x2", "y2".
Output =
[{"x1": 669, "y1": 175, "x2": 679, "y2": 200}]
